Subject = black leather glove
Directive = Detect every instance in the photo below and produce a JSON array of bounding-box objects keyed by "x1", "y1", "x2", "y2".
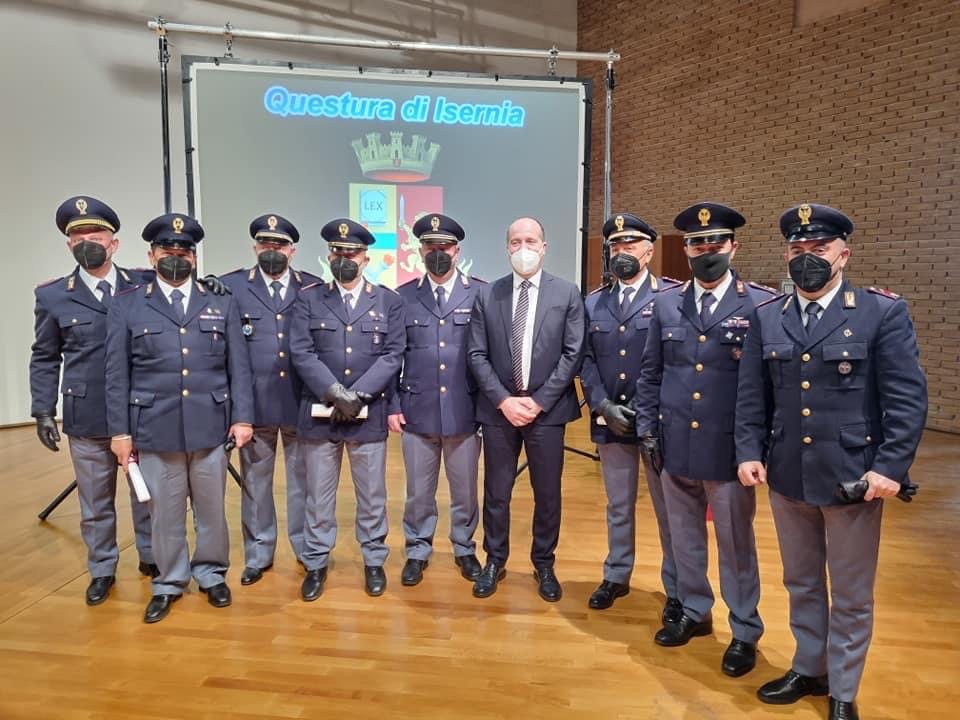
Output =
[
  {"x1": 324, "y1": 383, "x2": 364, "y2": 420},
  {"x1": 202, "y1": 274, "x2": 231, "y2": 296},
  {"x1": 836, "y1": 478, "x2": 918, "y2": 504},
  {"x1": 35, "y1": 414, "x2": 61, "y2": 452},
  {"x1": 639, "y1": 433, "x2": 664, "y2": 476},
  {"x1": 598, "y1": 398, "x2": 636, "y2": 437}
]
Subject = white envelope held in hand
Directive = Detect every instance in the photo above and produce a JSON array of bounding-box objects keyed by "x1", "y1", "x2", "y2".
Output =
[
  {"x1": 312, "y1": 403, "x2": 369, "y2": 420},
  {"x1": 127, "y1": 456, "x2": 151, "y2": 503}
]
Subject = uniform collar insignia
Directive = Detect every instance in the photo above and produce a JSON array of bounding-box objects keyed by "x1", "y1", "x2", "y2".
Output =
[{"x1": 843, "y1": 290, "x2": 856, "y2": 308}]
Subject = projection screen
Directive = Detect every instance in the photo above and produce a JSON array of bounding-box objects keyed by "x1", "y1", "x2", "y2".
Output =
[{"x1": 183, "y1": 57, "x2": 591, "y2": 289}]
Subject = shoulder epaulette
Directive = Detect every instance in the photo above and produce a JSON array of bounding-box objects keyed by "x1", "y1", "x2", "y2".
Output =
[
  {"x1": 115, "y1": 284, "x2": 141, "y2": 297},
  {"x1": 468, "y1": 275, "x2": 487, "y2": 284},
  {"x1": 665, "y1": 281, "x2": 688, "y2": 294},
  {"x1": 397, "y1": 277, "x2": 419, "y2": 290},
  {"x1": 36, "y1": 275, "x2": 64, "y2": 289},
  {"x1": 378, "y1": 283, "x2": 399, "y2": 295},
  {"x1": 749, "y1": 281, "x2": 779, "y2": 295},
  {"x1": 868, "y1": 286, "x2": 900, "y2": 300},
  {"x1": 300, "y1": 281, "x2": 322, "y2": 292},
  {"x1": 756, "y1": 293, "x2": 784, "y2": 308},
  {"x1": 661, "y1": 275, "x2": 682, "y2": 285},
  {"x1": 118, "y1": 268, "x2": 133, "y2": 283},
  {"x1": 781, "y1": 295, "x2": 794, "y2": 313},
  {"x1": 219, "y1": 267, "x2": 246, "y2": 278},
  {"x1": 588, "y1": 283, "x2": 608, "y2": 295}
]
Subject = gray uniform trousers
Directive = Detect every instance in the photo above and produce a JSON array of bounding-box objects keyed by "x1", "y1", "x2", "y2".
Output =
[
  {"x1": 138, "y1": 447, "x2": 229, "y2": 595},
  {"x1": 401, "y1": 430, "x2": 480, "y2": 561},
  {"x1": 662, "y1": 471, "x2": 764, "y2": 643},
  {"x1": 769, "y1": 489, "x2": 883, "y2": 702},
  {"x1": 301, "y1": 439, "x2": 389, "y2": 569},
  {"x1": 68, "y1": 436, "x2": 153, "y2": 576},
  {"x1": 238, "y1": 426, "x2": 306, "y2": 567},
  {"x1": 597, "y1": 443, "x2": 677, "y2": 595}
]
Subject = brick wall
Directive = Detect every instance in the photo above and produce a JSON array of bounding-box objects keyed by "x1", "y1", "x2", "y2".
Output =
[{"x1": 578, "y1": 0, "x2": 959, "y2": 432}]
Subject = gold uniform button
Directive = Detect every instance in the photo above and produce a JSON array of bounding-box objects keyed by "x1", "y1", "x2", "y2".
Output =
[
  {"x1": 439, "y1": 319, "x2": 445, "y2": 326},
  {"x1": 693, "y1": 392, "x2": 702, "y2": 400},
  {"x1": 619, "y1": 349, "x2": 626, "y2": 357},
  {"x1": 180, "y1": 328, "x2": 187, "y2": 335},
  {"x1": 770, "y1": 351, "x2": 777, "y2": 358},
  {"x1": 182, "y1": 348, "x2": 189, "y2": 355},
  {"x1": 440, "y1": 363, "x2": 447, "y2": 371},
  {"x1": 699, "y1": 335, "x2": 706, "y2": 343},
  {"x1": 690, "y1": 420, "x2": 700, "y2": 429},
  {"x1": 346, "y1": 347, "x2": 353, "y2": 354},
  {"x1": 66, "y1": 388, "x2": 72, "y2": 394},
  {"x1": 276, "y1": 313, "x2": 282, "y2": 320},
  {"x1": 439, "y1": 341, "x2": 446, "y2": 348},
  {"x1": 842, "y1": 350, "x2": 849, "y2": 358},
  {"x1": 802, "y1": 408, "x2": 811, "y2": 416},
  {"x1": 134, "y1": 398, "x2": 139, "y2": 404},
  {"x1": 667, "y1": 332, "x2": 673, "y2": 338},
  {"x1": 182, "y1": 369, "x2": 189, "y2": 377},
  {"x1": 182, "y1": 389, "x2": 190, "y2": 397},
  {"x1": 440, "y1": 386, "x2": 447, "y2": 393},
  {"x1": 801, "y1": 353, "x2": 811, "y2": 362},
  {"x1": 71, "y1": 318, "x2": 78, "y2": 324},
  {"x1": 803, "y1": 436, "x2": 813, "y2": 445},
  {"x1": 801, "y1": 380, "x2": 811, "y2": 390},
  {"x1": 619, "y1": 372, "x2": 627, "y2": 380},
  {"x1": 344, "y1": 369, "x2": 352, "y2": 376},
  {"x1": 278, "y1": 351, "x2": 285, "y2": 358},
  {"x1": 346, "y1": 325, "x2": 353, "y2": 332},
  {"x1": 695, "y1": 363, "x2": 704, "y2": 372},
  {"x1": 619, "y1": 326, "x2": 626, "y2": 333},
  {"x1": 277, "y1": 332, "x2": 284, "y2": 339},
  {"x1": 280, "y1": 371, "x2": 286, "y2": 378},
  {"x1": 619, "y1": 394, "x2": 627, "y2": 401},
  {"x1": 143, "y1": 328, "x2": 149, "y2": 334},
  {"x1": 320, "y1": 322, "x2": 326, "y2": 328},
  {"x1": 866, "y1": 435, "x2": 872, "y2": 443}
]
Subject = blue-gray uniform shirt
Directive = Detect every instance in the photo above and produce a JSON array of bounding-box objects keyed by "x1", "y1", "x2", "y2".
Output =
[
  {"x1": 635, "y1": 272, "x2": 779, "y2": 483},
  {"x1": 289, "y1": 279, "x2": 405, "y2": 443},
  {"x1": 104, "y1": 278, "x2": 254, "y2": 452},
  {"x1": 735, "y1": 281, "x2": 928, "y2": 506},
  {"x1": 220, "y1": 266, "x2": 323, "y2": 428}
]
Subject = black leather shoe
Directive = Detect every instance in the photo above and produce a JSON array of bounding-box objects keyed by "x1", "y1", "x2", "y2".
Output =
[
  {"x1": 85, "y1": 576, "x2": 115, "y2": 606},
  {"x1": 454, "y1": 554, "x2": 482, "y2": 581},
  {"x1": 301, "y1": 568, "x2": 327, "y2": 601},
  {"x1": 654, "y1": 614, "x2": 713, "y2": 646},
  {"x1": 588, "y1": 580, "x2": 629, "y2": 610},
  {"x1": 757, "y1": 670, "x2": 829, "y2": 704},
  {"x1": 143, "y1": 594, "x2": 180, "y2": 623},
  {"x1": 138, "y1": 562, "x2": 160, "y2": 579},
  {"x1": 203, "y1": 582, "x2": 232, "y2": 608},
  {"x1": 722, "y1": 639, "x2": 757, "y2": 677},
  {"x1": 472, "y1": 562, "x2": 506, "y2": 598},
  {"x1": 401, "y1": 559, "x2": 428, "y2": 586},
  {"x1": 829, "y1": 697, "x2": 859, "y2": 720},
  {"x1": 241, "y1": 565, "x2": 271, "y2": 586},
  {"x1": 365, "y1": 565, "x2": 387, "y2": 596},
  {"x1": 533, "y1": 566, "x2": 562, "y2": 602},
  {"x1": 662, "y1": 597, "x2": 683, "y2": 624}
]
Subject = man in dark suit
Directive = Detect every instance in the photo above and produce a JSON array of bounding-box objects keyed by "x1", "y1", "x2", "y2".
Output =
[
  {"x1": 106, "y1": 213, "x2": 254, "y2": 623},
  {"x1": 580, "y1": 212, "x2": 681, "y2": 613},
  {"x1": 30, "y1": 196, "x2": 157, "y2": 606},
  {"x1": 635, "y1": 202, "x2": 777, "y2": 677},
  {"x1": 467, "y1": 217, "x2": 585, "y2": 601},
  {"x1": 389, "y1": 213, "x2": 484, "y2": 587},
  {"x1": 289, "y1": 219, "x2": 405, "y2": 600},
  {"x1": 221, "y1": 214, "x2": 323, "y2": 586},
  {"x1": 736, "y1": 204, "x2": 928, "y2": 720}
]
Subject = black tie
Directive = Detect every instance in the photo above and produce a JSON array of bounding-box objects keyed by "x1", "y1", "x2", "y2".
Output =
[
  {"x1": 97, "y1": 280, "x2": 112, "y2": 309},
  {"x1": 343, "y1": 292, "x2": 354, "y2": 321},
  {"x1": 271, "y1": 280, "x2": 284, "y2": 310},
  {"x1": 805, "y1": 301, "x2": 822, "y2": 336},
  {"x1": 170, "y1": 289, "x2": 185, "y2": 322},
  {"x1": 700, "y1": 291, "x2": 716, "y2": 327},
  {"x1": 620, "y1": 286, "x2": 635, "y2": 316},
  {"x1": 436, "y1": 286, "x2": 446, "y2": 314},
  {"x1": 512, "y1": 280, "x2": 531, "y2": 393}
]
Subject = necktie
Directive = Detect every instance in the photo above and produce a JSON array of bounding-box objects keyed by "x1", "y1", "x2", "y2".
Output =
[
  {"x1": 436, "y1": 286, "x2": 446, "y2": 314},
  {"x1": 512, "y1": 280, "x2": 531, "y2": 392},
  {"x1": 97, "y1": 280, "x2": 112, "y2": 309},
  {"x1": 805, "y1": 301, "x2": 822, "y2": 336},
  {"x1": 343, "y1": 292, "x2": 354, "y2": 320},
  {"x1": 699, "y1": 291, "x2": 716, "y2": 327},
  {"x1": 271, "y1": 280, "x2": 284, "y2": 310},
  {"x1": 170, "y1": 289, "x2": 185, "y2": 322},
  {"x1": 620, "y1": 286, "x2": 635, "y2": 316}
]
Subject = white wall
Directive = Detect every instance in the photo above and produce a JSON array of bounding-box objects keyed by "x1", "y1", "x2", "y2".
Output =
[{"x1": 0, "y1": 0, "x2": 577, "y2": 426}]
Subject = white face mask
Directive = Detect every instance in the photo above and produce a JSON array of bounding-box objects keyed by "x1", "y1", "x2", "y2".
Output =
[{"x1": 510, "y1": 246, "x2": 542, "y2": 275}]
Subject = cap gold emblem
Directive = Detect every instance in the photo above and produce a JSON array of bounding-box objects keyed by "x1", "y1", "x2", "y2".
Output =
[
  {"x1": 338, "y1": 222, "x2": 349, "y2": 239},
  {"x1": 431, "y1": 216, "x2": 440, "y2": 232},
  {"x1": 698, "y1": 207, "x2": 711, "y2": 227},
  {"x1": 172, "y1": 217, "x2": 184, "y2": 234},
  {"x1": 267, "y1": 215, "x2": 278, "y2": 230},
  {"x1": 615, "y1": 215, "x2": 625, "y2": 232},
  {"x1": 75, "y1": 198, "x2": 88, "y2": 215},
  {"x1": 798, "y1": 204, "x2": 812, "y2": 226}
]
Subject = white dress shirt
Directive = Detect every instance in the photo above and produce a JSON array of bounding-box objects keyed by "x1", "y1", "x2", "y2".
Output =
[
  {"x1": 797, "y1": 276, "x2": 843, "y2": 326},
  {"x1": 694, "y1": 270, "x2": 733, "y2": 315},
  {"x1": 156, "y1": 276, "x2": 193, "y2": 309},
  {"x1": 336, "y1": 280, "x2": 363, "y2": 312},
  {"x1": 618, "y1": 269, "x2": 649, "y2": 307},
  {"x1": 428, "y1": 273, "x2": 458, "y2": 306},
  {"x1": 511, "y1": 269, "x2": 541, "y2": 391},
  {"x1": 260, "y1": 267, "x2": 291, "y2": 302},
  {"x1": 78, "y1": 264, "x2": 118, "y2": 303}
]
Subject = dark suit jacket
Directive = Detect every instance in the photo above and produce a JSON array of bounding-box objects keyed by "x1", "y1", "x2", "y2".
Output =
[{"x1": 468, "y1": 270, "x2": 585, "y2": 427}]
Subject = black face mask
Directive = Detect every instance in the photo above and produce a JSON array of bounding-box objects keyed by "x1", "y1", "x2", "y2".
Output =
[
  {"x1": 72, "y1": 241, "x2": 108, "y2": 270},
  {"x1": 258, "y1": 250, "x2": 289, "y2": 277},
  {"x1": 330, "y1": 256, "x2": 360, "y2": 284},
  {"x1": 789, "y1": 253, "x2": 838, "y2": 293},
  {"x1": 689, "y1": 251, "x2": 732, "y2": 283},
  {"x1": 156, "y1": 255, "x2": 194, "y2": 284},
  {"x1": 610, "y1": 252, "x2": 641, "y2": 280},
  {"x1": 424, "y1": 249, "x2": 453, "y2": 277}
]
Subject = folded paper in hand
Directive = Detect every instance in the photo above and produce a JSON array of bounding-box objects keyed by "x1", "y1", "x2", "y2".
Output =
[{"x1": 312, "y1": 403, "x2": 368, "y2": 419}]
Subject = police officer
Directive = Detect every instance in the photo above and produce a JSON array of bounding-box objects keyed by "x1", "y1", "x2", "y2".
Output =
[
  {"x1": 736, "y1": 204, "x2": 927, "y2": 720},
  {"x1": 289, "y1": 219, "x2": 404, "y2": 600},
  {"x1": 221, "y1": 214, "x2": 322, "y2": 585},
  {"x1": 581, "y1": 213, "x2": 681, "y2": 614},
  {"x1": 30, "y1": 196, "x2": 157, "y2": 605},
  {"x1": 635, "y1": 202, "x2": 777, "y2": 677},
  {"x1": 388, "y1": 213, "x2": 484, "y2": 586},
  {"x1": 105, "y1": 213, "x2": 254, "y2": 623}
]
